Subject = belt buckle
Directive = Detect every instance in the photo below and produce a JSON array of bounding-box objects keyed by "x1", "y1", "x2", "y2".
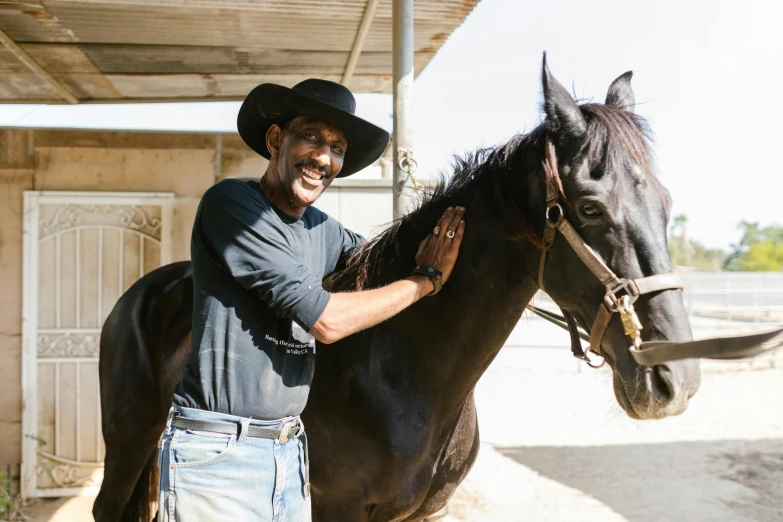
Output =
[{"x1": 278, "y1": 420, "x2": 301, "y2": 444}]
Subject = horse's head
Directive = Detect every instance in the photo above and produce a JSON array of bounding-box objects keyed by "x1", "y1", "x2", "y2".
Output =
[{"x1": 531, "y1": 57, "x2": 701, "y2": 419}]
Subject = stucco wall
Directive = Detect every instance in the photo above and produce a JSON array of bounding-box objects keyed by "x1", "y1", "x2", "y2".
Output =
[
  {"x1": 30, "y1": 130, "x2": 222, "y2": 265},
  {"x1": 0, "y1": 130, "x2": 35, "y2": 490},
  {"x1": 0, "y1": 127, "x2": 392, "y2": 494}
]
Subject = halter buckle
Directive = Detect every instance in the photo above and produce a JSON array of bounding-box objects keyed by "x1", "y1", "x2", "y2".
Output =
[{"x1": 605, "y1": 278, "x2": 639, "y2": 312}]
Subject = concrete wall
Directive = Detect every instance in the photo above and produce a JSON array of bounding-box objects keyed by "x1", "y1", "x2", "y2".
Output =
[{"x1": 0, "y1": 127, "x2": 392, "y2": 493}]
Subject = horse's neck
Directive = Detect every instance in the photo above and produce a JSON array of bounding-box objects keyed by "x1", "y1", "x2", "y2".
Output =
[
  {"x1": 390, "y1": 194, "x2": 542, "y2": 413},
  {"x1": 332, "y1": 140, "x2": 547, "y2": 414}
]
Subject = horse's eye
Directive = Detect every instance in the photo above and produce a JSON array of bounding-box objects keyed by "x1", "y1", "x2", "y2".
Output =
[{"x1": 579, "y1": 202, "x2": 602, "y2": 219}]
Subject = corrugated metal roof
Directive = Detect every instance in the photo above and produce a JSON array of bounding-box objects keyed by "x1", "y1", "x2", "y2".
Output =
[{"x1": 0, "y1": 0, "x2": 480, "y2": 103}]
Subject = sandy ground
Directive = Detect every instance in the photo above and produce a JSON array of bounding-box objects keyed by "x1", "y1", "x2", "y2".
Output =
[
  {"x1": 18, "y1": 320, "x2": 783, "y2": 522},
  {"x1": 444, "y1": 346, "x2": 783, "y2": 522}
]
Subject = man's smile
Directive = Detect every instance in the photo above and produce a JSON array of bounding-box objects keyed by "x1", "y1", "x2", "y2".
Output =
[{"x1": 299, "y1": 166, "x2": 327, "y2": 184}]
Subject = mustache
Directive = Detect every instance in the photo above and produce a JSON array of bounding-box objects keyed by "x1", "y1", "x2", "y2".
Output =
[{"x1": 295, "y1": 160, "x2": 329, "y2": 177}]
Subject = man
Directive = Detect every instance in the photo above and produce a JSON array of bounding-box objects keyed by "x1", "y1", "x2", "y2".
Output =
[{"x1": 157, "y1": 79, "x2": 466, "y2": 521}]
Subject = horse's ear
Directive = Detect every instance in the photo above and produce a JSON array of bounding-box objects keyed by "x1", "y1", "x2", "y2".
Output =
[
  {"x1": 605, "y1": 71, "x2": 635, "y2": 113},
  {"x1": 542, "y1": 53, "x2": 586, "y2": 139}
]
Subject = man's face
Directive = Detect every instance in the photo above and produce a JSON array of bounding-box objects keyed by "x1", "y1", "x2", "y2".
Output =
[{"x1": 271, "y1": 116, "x2": 348, "y2": 208}]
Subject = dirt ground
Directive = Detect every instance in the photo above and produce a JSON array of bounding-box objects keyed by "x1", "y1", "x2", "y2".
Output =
[
  {"x1": 19, "y1": 342, "x2": 783, "y2": 522},
  {"x1": 445, "y1": 347, "x2": 783, "y2": 522}
]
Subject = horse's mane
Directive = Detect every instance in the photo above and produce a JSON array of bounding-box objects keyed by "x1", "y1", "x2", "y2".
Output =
[
  {"x1": 579, "y1": 103, "x2": 654, "y2": 179},
  {"x1": 326, "y1": 103, "x2": 654, "y2": 293},
  {"x1": 325, "y1": 132, "x2": 536, "y2": 292}
]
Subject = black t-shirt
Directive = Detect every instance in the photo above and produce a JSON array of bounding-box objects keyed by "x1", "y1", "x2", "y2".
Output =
[{"x1": 173, "y1": 179, "x2": 364, "y2": 419}]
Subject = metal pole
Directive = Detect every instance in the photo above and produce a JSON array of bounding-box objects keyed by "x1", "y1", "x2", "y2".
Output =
[{"x1": 392, "y1": 0, "x2": 415, "y2": 219}]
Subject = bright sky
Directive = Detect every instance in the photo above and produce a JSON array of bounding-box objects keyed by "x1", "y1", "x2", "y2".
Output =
[{"x1": 1, "y1": 0, "x2": 781, "y2": 250}]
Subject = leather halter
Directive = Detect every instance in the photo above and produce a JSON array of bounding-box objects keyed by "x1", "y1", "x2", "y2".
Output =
[{"x1": 531, "y1": 137, "x2": 684, "y2": 368}]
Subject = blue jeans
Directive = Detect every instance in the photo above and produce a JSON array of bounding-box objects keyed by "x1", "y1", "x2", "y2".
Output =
[{"x1": 158, "y1": 406, "x2": 311, "y2": 521}]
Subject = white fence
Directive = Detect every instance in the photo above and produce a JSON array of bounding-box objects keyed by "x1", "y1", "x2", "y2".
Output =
[{"x1": 679, "y1": 272, "x2": 783, "y2": 334}]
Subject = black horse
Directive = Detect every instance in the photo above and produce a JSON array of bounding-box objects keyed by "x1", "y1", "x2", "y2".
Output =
[{"x1": 93, "y1": 57, "x2": 701, "y2": 522}]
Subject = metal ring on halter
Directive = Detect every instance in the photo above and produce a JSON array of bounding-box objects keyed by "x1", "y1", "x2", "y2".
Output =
[
  {"x1": 433, "y1": 226, "x2": 440, "y2": 236},
  {"x1": 582, "y1": 347, "x2": 606, "y2": 369},
  {"x1": 545, "y1": 203, "x2": 564, "y2": 222},
  {"x1": 446, "y1": 229, "x2": 456, "y2": 239}
]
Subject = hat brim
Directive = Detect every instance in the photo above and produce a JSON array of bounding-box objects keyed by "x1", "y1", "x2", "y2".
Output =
[{"x1": 237, "y1": 84, "x2": 390, "y2": 178}]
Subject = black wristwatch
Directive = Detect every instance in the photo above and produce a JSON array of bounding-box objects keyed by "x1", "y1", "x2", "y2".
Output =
[{"x1": 412, "y1": 265, "x2": 443, "y2": 296}]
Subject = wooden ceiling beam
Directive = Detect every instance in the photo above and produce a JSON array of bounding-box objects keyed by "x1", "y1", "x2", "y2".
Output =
[
  {"x1": 0, "y1": 27, "x2": 79, "y2": 103},
  {"x1": 342, "y1": 0, "x2": 381, "y2": 86}
]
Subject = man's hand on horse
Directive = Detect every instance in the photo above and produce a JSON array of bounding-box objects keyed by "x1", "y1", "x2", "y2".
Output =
[{"x1": 416, "y1": 206, "x2": 466, "y2": 286}]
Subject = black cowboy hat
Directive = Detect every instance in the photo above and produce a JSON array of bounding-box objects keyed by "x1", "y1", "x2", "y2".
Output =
[{"x1": 237, "y1": 79, "x2": 391, "y2": 178}]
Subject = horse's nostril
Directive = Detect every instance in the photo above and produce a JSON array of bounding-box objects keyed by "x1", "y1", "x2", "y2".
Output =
[{"x1": 649, "y1": 365, "x2": 675, "y2": 402}]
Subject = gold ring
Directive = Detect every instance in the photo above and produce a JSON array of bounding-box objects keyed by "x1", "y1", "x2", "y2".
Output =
[
  {"x1": 433, "y1": 226, "x2": 440, "y2": 236},
  {"x1": 446, "y1": 230, "x2": 456, "y2": 239}
]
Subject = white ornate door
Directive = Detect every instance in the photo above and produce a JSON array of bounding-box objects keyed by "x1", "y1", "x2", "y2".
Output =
[{"x1": 21, "y1": 192, "x2": 173, "y2": 498}]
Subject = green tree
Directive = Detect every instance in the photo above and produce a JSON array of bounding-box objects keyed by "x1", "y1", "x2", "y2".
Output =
[
  {"x1": 742, "y1": 240, "x2": 783, "y2": 271},
  {"x1": 724, "y1": 221, "x2": 783, "y2": 271}
]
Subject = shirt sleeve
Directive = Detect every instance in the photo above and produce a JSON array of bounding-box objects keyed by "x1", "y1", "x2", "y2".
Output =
[
  {"x1": 193, "y1": 180, "x2": 330, "y2": 332},
  {"x1": 336, "y1": 224, "x2": 365, "y2": 266}
]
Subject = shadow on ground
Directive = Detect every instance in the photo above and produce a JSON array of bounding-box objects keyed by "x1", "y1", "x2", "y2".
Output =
[{"x1": 498, "y1": 438, "x2": 783, "y2": 522}]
